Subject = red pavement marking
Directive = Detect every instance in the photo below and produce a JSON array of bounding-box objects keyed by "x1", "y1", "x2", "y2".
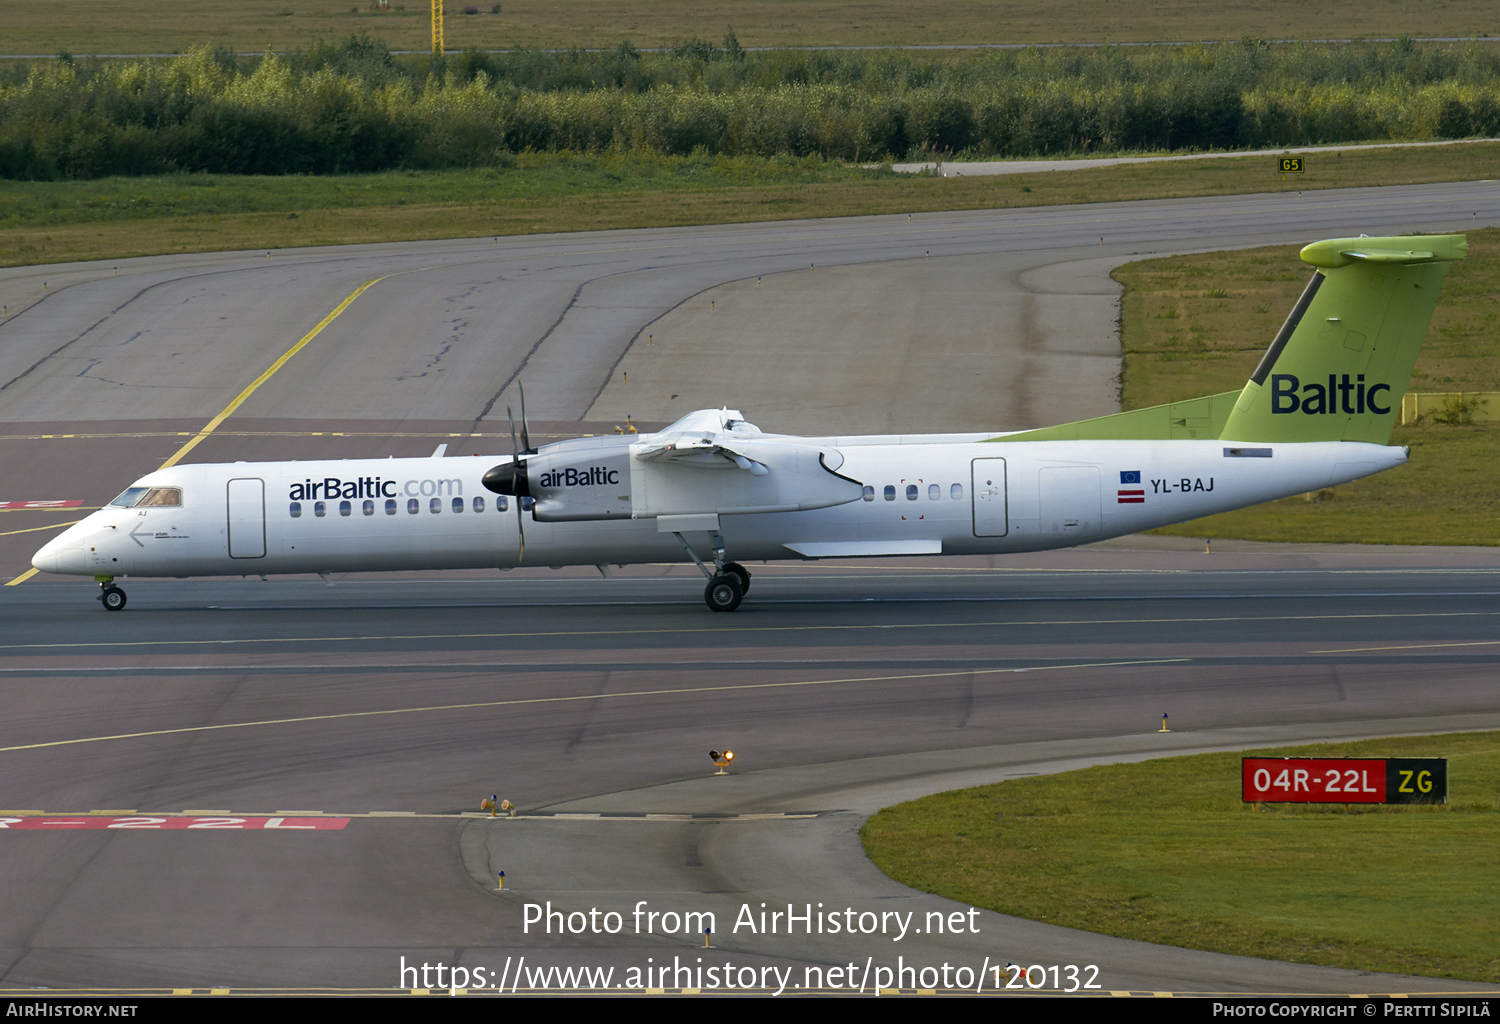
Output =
[
  {"x1": 0, "y1": 500, "x2": 86, "y2": 509},
  {"x1": 0, "y1": 816, "x2": 349, "y2": 830}
]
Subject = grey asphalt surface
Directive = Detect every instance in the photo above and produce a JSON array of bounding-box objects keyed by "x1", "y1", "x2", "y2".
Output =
[
  {"x1": 3, "y1": 553, "x2": 1500, "y2": 994},
  {"x1": 1, "y1": 184, "x2": 1499, "y2": 995},
  {"x1": 3, "y1": 180, "x2": 1497, "y2": 435}
]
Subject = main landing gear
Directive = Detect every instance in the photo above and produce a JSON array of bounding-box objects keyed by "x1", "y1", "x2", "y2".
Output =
[
  {"x1": 673, "y1": 532, "x2": 752, "y2": 612},
  {"x1": 96, "y1": 575, "x2": 127, "y2": 611}
]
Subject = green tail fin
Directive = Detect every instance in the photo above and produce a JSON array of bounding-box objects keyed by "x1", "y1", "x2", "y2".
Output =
[
  {"x1": 1219, "y1": 234, "x2": 1466, "y2": 444},
  {"x1": 987, "y1": 234, "x2": 1465, "y2": 446}
]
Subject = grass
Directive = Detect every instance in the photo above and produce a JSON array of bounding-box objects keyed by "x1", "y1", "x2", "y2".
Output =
[
  {"x1": 3, "y1": 0, "x2": 1499, "y2": 52},
  {"x1": 1113, "y1": 227, "x2": 1500, "y2": 545},
  {"x1": 862, "y1": 732, "x2": 1500, "y2": 982},
  {"x1": 4, "y1": 141, "x2": 1500, "y2": 268}
]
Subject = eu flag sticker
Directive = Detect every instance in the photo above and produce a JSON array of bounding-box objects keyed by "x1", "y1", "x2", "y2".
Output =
[{"x1": 1120, "y1": 470, "x2": 1141, "y2": 484}]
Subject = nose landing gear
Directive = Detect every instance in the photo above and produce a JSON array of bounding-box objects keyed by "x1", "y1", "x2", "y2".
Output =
[
  {"x1": 672, "y1": 531, "x2": 753, "y2": 612},
  {"x1": 96, "y1": 575, "x2": 127, "y2": 611}
]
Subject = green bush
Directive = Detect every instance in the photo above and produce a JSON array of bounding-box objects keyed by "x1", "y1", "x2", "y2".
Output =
[{"x1": 4, "y1": 36, "x2": 1500, "y2": 179}]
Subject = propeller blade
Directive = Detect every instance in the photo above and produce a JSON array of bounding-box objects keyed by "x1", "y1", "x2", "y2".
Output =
[
  {"x1": 506, "y1": 401, "x2": 526, "y2": 562},
  {"x1": 518, "y1": 381, "x2": 533, "y2": 454}
]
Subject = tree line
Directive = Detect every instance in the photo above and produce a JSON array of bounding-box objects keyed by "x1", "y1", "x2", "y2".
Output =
[{"x1": 2, "y1": 35, "x2": 1497, "y2": 179}]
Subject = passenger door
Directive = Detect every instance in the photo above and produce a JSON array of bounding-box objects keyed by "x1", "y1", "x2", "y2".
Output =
[
  {"x1": 971, "y1": 458, "x2": 1008, "y2": 537},
  {"x1": 227, "y1": 478, "x2": 266, "y2": 558}
]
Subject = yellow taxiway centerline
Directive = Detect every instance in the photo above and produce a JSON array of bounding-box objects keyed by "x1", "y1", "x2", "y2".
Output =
[
  {"x1": 157, "y1": 273, "x2": 396, "y2": 470},
  {"x1": 0, "y1": 520, "x2": 83, "y2": 539},
  {"x1": 6, "y1": 272, "x2": 401, "y2": 587}
]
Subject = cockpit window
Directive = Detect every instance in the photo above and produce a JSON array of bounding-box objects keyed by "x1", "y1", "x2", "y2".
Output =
[
  {"x1": 109, "y1": 487, "x2": 149, "y2": 508},
  {"x1": 138, "y1": 487, "x2": 182, "y2": 507},
  {"x1": 109, "y1": 486, "x2": 180, "y2": 508}
]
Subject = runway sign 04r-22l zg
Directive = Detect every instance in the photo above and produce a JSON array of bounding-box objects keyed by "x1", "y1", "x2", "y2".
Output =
[{"x1": 1241, "y1": 757, "x2": 1448, "y2": 805}]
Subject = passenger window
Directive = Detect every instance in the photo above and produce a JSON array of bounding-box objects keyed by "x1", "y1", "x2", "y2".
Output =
[
  {"x1": 339, "y1": 500, "x2": 351, "y2": 517},
  {"x1": 430, "y1": 498, "x2": 442, "y2": 514},
  {"x1": 883, "y1": 485, "x2": 895, "y2": 501},
  {"x1": 289, "y1": 502, "x2": 302, "y2": 518},
  {"x1": 385, "y1": 499, "x2": 397, "y2": 515},
  {"x1": 407, "y1": 498, "x2": 419, "y2": 515},
  {"x1": 362, "y1": 499, "x2": 374, "y2": 516},
  {"x1": 520, "y1": 496, "x2": 535, "y2": 511},
  {"x1": 314, "y1": 501, "x2": 326, "y2": 518},
  {"x1": 452, "y1": 497, "x2": 464, "y2": 513},
  {"x1": 906, "y1": 485, "x2": 918, "y2": 501},
  {"x1": 951, "y1": 483, "x2": 963, "y2": 500},
  {"x1": 473, "y1": 496, "x2": 485, "y2": 513},
  {"x1": 497, "y1": 496, "x2": 509, "y2": 512},
  {"x1": 862, "y1": 485, "x2": 874, "y2": 502},
  {"x1": 139, "y1": 487, "x2": 182, "y2": 507},
  {"x1": 928, "y1": 484, "x2": 940, "y2": 500}
]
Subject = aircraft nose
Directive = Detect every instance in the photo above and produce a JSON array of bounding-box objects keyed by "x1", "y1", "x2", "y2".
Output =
[{"x1": 31, "y1": 527, "x2": 89, "y2": 575}]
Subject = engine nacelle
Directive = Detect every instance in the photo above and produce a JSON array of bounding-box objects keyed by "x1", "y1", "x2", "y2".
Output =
[
  {"x1": 492, "y1": 440, "x2": 864, "y2": 523},
  {"x1": 528, "y1": 450, "x2": 636, "y2": 522}
]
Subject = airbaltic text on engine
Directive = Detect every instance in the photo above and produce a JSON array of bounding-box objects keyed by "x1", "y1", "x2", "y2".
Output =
[{"x1": 537, "y1": 466, "x2": 621, "y2": 488}]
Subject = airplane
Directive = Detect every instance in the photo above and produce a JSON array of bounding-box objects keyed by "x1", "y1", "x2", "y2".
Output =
[{"x1": 30, "y1": 233, "x2": 1465, "y2": 613}]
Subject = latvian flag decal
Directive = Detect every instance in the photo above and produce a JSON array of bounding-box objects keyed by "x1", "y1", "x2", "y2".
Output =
[{"x1": 1118, "y1": 470, "x2": 1145, "y2": 504}]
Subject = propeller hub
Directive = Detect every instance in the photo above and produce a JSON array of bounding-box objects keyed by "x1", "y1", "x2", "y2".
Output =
[{"x1": 483, "y1": 461, "x2": 530, "y2": 497}]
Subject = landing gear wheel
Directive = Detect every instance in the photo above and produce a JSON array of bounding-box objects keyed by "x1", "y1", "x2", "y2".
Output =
[
  {"x1": 100, "y1": 586, "x2": 127, "y2": 611},
  {"x1": 704, "y1": 574, "x2": 744, "y2": 612},
  {"x1": 721, "y1": 561, "x2": 751, "y2": 593}
]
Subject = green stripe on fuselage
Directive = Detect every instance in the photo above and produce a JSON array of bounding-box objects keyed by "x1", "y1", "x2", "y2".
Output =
[{"x1": 984, "y1": 391, "x2": 1240, "y2": 443}]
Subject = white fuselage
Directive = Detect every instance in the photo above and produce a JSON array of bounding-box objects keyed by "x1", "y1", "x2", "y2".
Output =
[{"x1": 33, "y1": 429, "x2": 1404, "y2": 580}]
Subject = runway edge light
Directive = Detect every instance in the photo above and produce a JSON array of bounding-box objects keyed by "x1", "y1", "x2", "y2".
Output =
[{"x1": 709, "y1": 749, "x2": 735, "y2": 775}]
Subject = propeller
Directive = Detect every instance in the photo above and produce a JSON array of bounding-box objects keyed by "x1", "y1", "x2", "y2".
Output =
[
  {"x1": 518, "y1": 380, "x2": 533, "y2": 455},
  {"x1": 481, "y1": 385, "x2": 536, "y2": 562}
]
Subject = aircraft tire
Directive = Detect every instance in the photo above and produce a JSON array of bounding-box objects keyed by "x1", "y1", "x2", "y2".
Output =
[
  {"x1": 100, "y1": 586, "x2": 127, "y2": 611},
  {"x1": 704, "y1": 574, "x2": 744, "y2": 612},
  {"x1": 721, "y1": 561, "x2": 751, "y2": 593}
]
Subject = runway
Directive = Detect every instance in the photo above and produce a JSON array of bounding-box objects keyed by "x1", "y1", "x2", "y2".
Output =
[{"x1": 1, "y1": 183, "x2": 1498, "y2": 994}]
